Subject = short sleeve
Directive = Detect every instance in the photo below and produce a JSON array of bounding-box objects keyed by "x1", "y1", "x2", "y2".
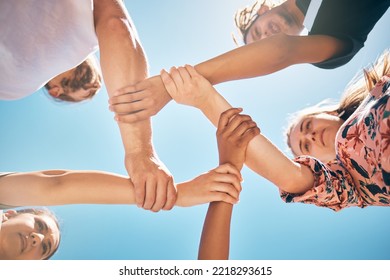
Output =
[{"x1": 279, "y1": 156, "x2": 363, "y2": 211}]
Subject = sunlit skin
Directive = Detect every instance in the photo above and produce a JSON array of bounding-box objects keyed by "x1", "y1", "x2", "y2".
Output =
[
  {"x1": 0, "y1": 211, "x2": 60, "y2": 260},
  {"x1": 289, "y1": 113, "x2": 344, "y2": 163},
  {"x1": 245, "y1": 5, "x2": 304, "y2": 44}
]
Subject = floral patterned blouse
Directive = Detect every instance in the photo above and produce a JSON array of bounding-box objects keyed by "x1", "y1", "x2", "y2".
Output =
[{"x1": 280, "y1": 74, "x2": 390, "y2": 211}]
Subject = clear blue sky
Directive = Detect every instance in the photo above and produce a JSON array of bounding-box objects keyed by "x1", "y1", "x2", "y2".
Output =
[{"x1": 0, "y1": 0, "x2": 389, "y2": 260}]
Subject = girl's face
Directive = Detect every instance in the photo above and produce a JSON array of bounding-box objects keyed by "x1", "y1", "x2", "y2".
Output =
[
  {"x1": 0, "y1": 211, "x2": 60, "y2": 260},
  {"x1": 288, "y1": 113, "x2": 344, "y2": 163}
]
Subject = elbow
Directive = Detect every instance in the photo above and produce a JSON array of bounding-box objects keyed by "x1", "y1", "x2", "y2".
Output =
[
  {"x1": 275, "y1": 164, "x2": 314, "y2": 194},
  {"x1": 268, "y1": 34, "x2": 297, "y2": 69},
  {"x1": 96, "y1": 16, "x2": 138, "y2": 45}
]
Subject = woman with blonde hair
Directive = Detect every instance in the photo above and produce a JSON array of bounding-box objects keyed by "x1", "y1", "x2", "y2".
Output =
[{"x1": 160, "y1": 49, "x2": 390, "y2": 211}]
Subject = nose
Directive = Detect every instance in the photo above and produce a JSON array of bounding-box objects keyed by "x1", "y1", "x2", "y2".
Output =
[
  {"x1": 305, "y1": 131, "x2": 316, "y2": 142},
  {"x1": 30, "y1": 232, "x2": 45, "y2": 247}
]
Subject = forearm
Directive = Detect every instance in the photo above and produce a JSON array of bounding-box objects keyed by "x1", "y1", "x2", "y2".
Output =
[
  {"x1": 198, "y1": 201, "x2": 232, "y2": 260},
  {"x1": 0, "y1": 170, "x2": 194, "y2": 206},
  {"x1": 199, "y1": 91, "x2": 314, "y2": 193},
  {"x1": 94, "y1": 0, "x2": 152, "y2": 156},
  {"x1": 194, "y1": 34, "x2": 344, "y2": 85},
  {"x1": 194, "y1": 34, "x2": 294, "y2": 85}
]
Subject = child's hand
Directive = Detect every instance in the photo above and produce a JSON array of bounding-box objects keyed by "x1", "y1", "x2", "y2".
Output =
[
  {"x1": 160, "y1": 65, "x2": 217, "y2": 109},
  {"x1": 217, "y1": 108, "x2": 260, "y2": 170},
  {"x1": 176, "y1": 163, "x2": 242, "y2": 207}
]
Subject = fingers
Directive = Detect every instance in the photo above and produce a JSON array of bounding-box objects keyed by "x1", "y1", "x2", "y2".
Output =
[
  {"x1": 113, "y1": 84, "x2": 140, "y2": 97},
  {"x1": 109, "y1": 91, "x2": 146, "y2": 106},
  {"x1": 212, "y1": 166, "x2": 242, "y2": 192},
  {"x1": 150, "y1": 180, "x2": 167, "y2": 212},
  {"x1": 110, "y1": 100, "x2": 148, "y2": 115},
  {"x1": 168, "y1": 67, "x2": 186, "y2": 94},
  {"x1": 160, "y1": 69, "x2": 178, "y2": 98},
  {"x1": 184, "y1": 64, "x2": 199, "y2": 78},
  {"x1": 177, "y1": 66, "x2": 191, "y2": 83},
  {"x1": 225, "y1": 114, "x2": 253, "y2": 135},
  {"x1": 214, "y1": 162, "x2": 243, "y2": 182},
  {"x1": 233, "y1": 119, "x2": 259, "y2": 137},
  {"x1": 134, "y1": 179, "x2": 146, "y2": 208},
  {"x1": 162, "y1": 179, "x2": 176, "y2": 211},
  {"x1": 242, "y1": 126, "x2": 261, "y2": 144},
  {"x1": 218, "y1": 108, "x2": 243, "y2": 130},
  {"x1": 115, "y1": 110, "x2": 151, "y2": 123},
  {"x1": 218, "y1": 108, "x2": 261, "y2": 142},
  {"x1": 211, "y1": 191, "x2": 239, "y2": 205},
  {"x1": 210, "y1": 182, "x2": 240, "y2": 200}
]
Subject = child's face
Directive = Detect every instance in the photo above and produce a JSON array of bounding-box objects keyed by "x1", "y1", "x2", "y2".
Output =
[
  {"x1": 0, "y1": 211, "x2": 60, "y2": 260},
  {"x1": 245, "y1": 6, "x2": 303, "y2": 44},
  {"x1": 288, "y1": 113, "x2": 344, "y2": 163}
]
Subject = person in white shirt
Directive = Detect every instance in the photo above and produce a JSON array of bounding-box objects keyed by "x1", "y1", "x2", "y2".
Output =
[
  {"x1": 1, "y1": 0, "x2": 176, "y2": 210},
  {"x1": 0, "y1": 0, "x2": 102, "y2": 102}
]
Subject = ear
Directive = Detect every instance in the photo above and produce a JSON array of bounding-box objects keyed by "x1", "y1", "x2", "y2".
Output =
[
  {"x1": 3, "y1": 210, "x2": 17, "y2": 221},
  {"x1": 257, "y1": 4, "x2": 270, "y2": 15},
  {"x1": 47, "y1": 85, "x2": 62, "y2": 98},
  {"x1": 327, "y1": 110, "x2": 340, "y2": 116}
]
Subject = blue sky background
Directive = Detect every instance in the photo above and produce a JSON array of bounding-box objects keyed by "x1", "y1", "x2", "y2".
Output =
[{"x1": 0, "y1": 0, "x2": 389, "y2": 260}]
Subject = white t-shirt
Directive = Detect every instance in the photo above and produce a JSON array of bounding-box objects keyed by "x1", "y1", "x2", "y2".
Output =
[{"x1": 0, "y1": 0, "x2": 99, "y2": 100}]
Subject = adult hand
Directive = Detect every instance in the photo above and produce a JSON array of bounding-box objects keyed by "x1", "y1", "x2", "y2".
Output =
[
  {"x1": 217, "y1": 108, "x2": 260, "y2": 169},
  {"x1": 176, "y1": 163, "x2": 242, "y2": 207},
  {"x1": 109, "y1": 75, "x2": 172, "y2": 123},
  {"x1": 160, "y1": 65, "x2": 217, "y2": 109},
  {"x1": 125, "y1": 152, "x2": 176, "y2": 212}
]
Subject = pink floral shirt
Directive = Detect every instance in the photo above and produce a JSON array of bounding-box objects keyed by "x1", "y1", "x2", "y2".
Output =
[{"x1": 280, "y1": 75, "x2": 390, "y2": 211}]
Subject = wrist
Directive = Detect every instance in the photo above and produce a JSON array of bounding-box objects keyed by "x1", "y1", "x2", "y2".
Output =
[{"x1": 174, "y1": 183, "x2": 185, "y2": 207}]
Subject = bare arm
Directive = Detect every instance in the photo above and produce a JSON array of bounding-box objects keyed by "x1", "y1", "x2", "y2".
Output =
[
  {"x1": 0, "y1": 167, "x2": 241, "y2": 207},
  {"x1": 93, "y1": 0, "x2": 175, "y2": 211},
  {"x1": 195, "y1": 33, "x2": 346, "y2": 85},
  {"x1": 198, "y1": 108, "x2": 260, "y2": 260},
  {"x1": 161, "y1": 65, "x2": 315, "y2": 194},
  {"x1": 109, "y1": 34, "x2": 346, "y2": 123}
]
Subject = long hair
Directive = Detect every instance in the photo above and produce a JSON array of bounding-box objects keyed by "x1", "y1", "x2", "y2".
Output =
[{"x1": 285, "y1": 49, "x2": 390, "y2": 155}]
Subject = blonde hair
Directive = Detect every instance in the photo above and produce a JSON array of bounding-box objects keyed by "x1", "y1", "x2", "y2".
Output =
[
  {"x1": 233, "y1": 0, "x2": 284, "y2": 44},
  {"x1": 285, "y1": 49, "x2": 390, "y2": 155}
]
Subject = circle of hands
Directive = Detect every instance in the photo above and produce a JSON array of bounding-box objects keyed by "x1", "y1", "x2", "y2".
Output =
[{"x1": 109, "y1": 65, "x2": 260, "y2": 212}]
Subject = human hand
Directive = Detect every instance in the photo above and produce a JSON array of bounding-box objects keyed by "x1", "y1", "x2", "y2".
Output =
[
  {"x1": 109, "y1": 75, "x2": 172, "y2": 123},
  {"x1": 176, "y1": 163, "x2": 242, "y2": 207},
  {"x1": 217, "y1": 108, "x2": 260, "y2": 169},
  {"x1": 160, "y1": 65, "x2": 217, "y2": 109},
  {"x1": 125, "y1": 152, "x2": 176, "y2": 212}
]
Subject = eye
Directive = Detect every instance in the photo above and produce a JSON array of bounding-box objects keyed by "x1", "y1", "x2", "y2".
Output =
[
  {"x1": 42, "y1": 243, "x2": 48, "y2": 256},
  {"x1": 36, "y1": 219, "x2": 44, "y2": 231},
  {"x1": 306, "y1": 120, "x2": 312, "y2": 131},
  {"x1": 304, "y1": 141, "x2": 310, "y2": 153}
]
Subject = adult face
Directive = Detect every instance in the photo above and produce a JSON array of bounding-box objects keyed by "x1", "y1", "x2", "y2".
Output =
[
  {"x1": 245, "y1": 5, "x2": 303, "y2": 44},
  {"x1": 289, "y1": 113, "x2": 344, "y2": 163},
  {"x1": 0, "y1": 211, "x2": 60, "y2": 260},
  {"x1": 46, "y1": 59, "x2": 102, "y2": 102}
]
